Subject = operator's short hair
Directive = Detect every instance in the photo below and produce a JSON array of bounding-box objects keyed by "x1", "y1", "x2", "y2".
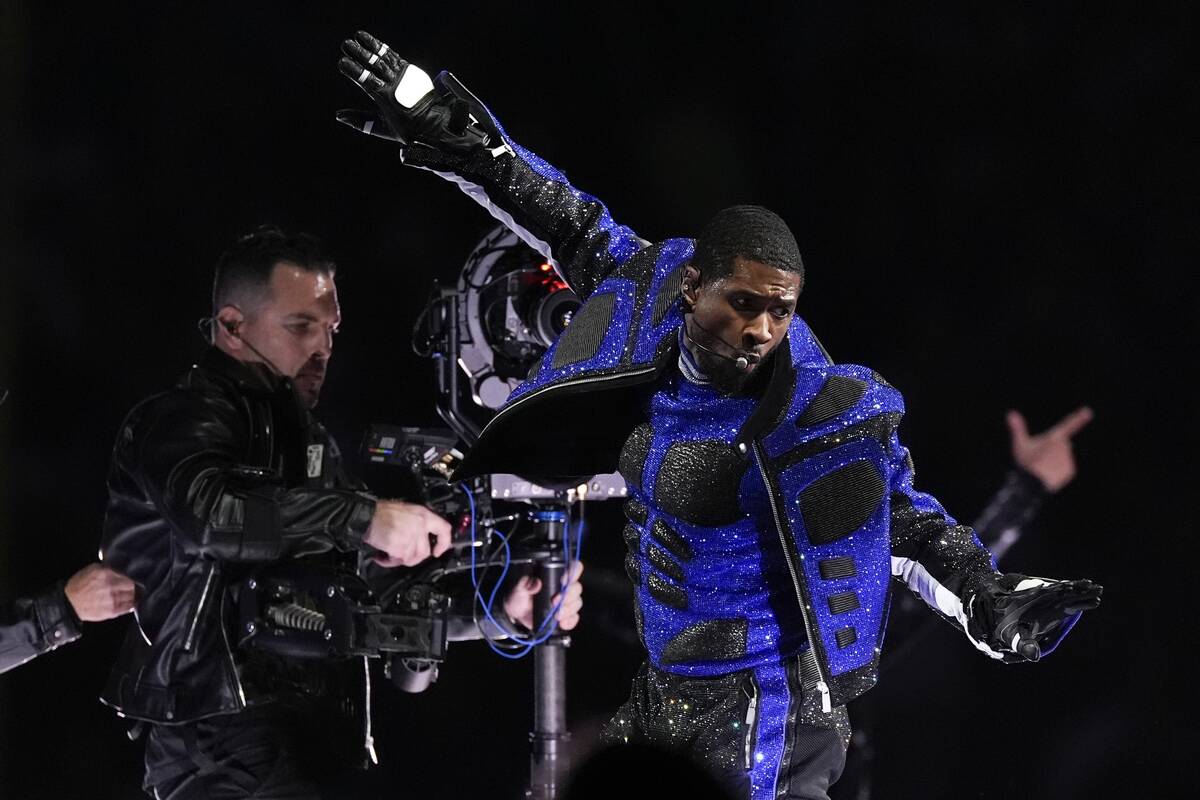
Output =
[{"x1": 212, "y1": 224, "x2": 336, "y2": 315}]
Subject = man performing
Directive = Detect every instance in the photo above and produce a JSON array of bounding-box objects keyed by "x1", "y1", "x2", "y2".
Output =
[
  {"x1": 334, "y1": 32, "x2": 1101, "y2": 800},
  {"x1": 100, "y1": 226, "x2": 582, "y2": 799}
]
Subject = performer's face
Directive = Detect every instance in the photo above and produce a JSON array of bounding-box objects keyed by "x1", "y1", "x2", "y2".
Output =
[
  {"x1": 218, "y1": 262, "x2": 341, "y2": 408},
  {"x1": 682, "y1": 257, "x2": 800, "y2": 391}
]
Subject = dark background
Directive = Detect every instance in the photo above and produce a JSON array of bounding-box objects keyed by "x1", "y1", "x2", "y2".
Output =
[{"x1": 0, "y1": 2, "x2": 1193, "y2": 798}]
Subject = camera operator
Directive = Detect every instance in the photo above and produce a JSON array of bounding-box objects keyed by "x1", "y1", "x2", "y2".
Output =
[{"x1": 99, "y1": 227, "x2": 582, "y2": 799}]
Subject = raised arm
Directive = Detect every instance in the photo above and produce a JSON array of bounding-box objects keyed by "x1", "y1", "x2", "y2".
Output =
[{"x1": 335, "y1": 30, "x2": 646, "y2": 299}]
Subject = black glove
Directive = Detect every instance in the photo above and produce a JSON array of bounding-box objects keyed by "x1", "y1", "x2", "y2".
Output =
[
  {"x1": 966, "y1": 573, "x2": 1102, "y2": 662},
  {"x1": 335, "y1": 30, "x2": 504, "y2": 155}
]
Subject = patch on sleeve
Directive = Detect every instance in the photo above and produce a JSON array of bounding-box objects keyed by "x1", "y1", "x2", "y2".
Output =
[{"x1": 306, "y1": 444, "x2": 324, "y2": 478}]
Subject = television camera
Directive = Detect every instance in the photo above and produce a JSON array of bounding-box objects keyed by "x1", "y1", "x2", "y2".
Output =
[{"x1": 236, "y1": 226, "x2": 625, "y2": 798}]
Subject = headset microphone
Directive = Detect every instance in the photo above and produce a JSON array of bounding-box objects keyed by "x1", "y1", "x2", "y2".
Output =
[
  {"x1": 199, "y1": 315, "x2": 285, "y2": 378},
  {"x1": 685, "y1": 319, "x2": 755, "y2": 372}
]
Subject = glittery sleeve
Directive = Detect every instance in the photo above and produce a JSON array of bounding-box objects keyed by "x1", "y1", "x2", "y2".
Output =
[
  {"x1": 398, "y1": 77, "x2": 647, "y2": 299},
  {"x1": 886, "y1": 430, "x2": 1000, "y2": 631}
]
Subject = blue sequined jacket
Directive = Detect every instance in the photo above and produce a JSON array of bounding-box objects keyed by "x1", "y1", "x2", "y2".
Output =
[{"x1": 406, "y1": 98, "x2": 1004, "y2": 708}]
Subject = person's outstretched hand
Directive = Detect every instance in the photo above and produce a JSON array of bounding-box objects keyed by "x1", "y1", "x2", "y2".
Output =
[
  {"x1": 968, "y1": 573, "x2": 1102, "y2": 662},
  {"x1": 1007, "y1": 405, "x2": 1094, "y2": 492}
]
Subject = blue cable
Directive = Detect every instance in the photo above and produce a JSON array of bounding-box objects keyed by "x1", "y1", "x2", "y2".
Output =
[{"x1": 461, "y1": 482, "x2": 585, "y2": 659}]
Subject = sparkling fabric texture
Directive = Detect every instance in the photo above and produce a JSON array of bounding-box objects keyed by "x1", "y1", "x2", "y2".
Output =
[
  {"x1": 406, "y1": 109, "x2": 1008, "y2": 797},
  {"x1": 660, "y1": 618, "x2": 750, "y2": 666},
  {"x1": 602, "y1": 659, "x2": 850, "y2": 800},
  {"x1": 550, "y1": 291, "x2": 619, "y2": 369},
  {"x1": 647, "y1": 543, "x2": 687, "y2": 583},
  {"x1": 654, "y1": 440, "x2": 748, "y2": 527},
  {"x1": 621, "y1": 347, "x2": 995, "y2": 688},
  {"x1": 515, "y1": 278, "x2": 637, "y2": 399},
  {"x1": 650, "y1": 518, "x2": 695, "y2": 562}
]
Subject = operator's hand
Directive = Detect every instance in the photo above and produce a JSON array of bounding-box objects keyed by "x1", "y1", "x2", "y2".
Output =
[
  {"x1": 503, "y1": 561, "x2": 584, "y2": 633},
  {"x1": 1008, "y1": 406, "x2": 1093, "y2": 493},
  {"x1": 364, "y1": 500, "x2": 452, "y2": 567},
  {"x1": 65, "y1": 563, "x2": 136, "y2": 622},
  {"x1": 967, "y1": 572, "x2": 1102, "y2": 662},
  {"x1": 336, "y1": 30, "x2": 502, "y2": 153}
]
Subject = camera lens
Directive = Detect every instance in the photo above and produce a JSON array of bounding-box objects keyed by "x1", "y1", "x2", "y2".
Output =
[{"x1": 533, "y1": 288, "x2": 581, "y2": 347}]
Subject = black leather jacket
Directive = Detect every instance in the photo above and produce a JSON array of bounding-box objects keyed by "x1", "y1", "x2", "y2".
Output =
[
  {"x1": 99, "y1": 347, "x2": 376, "y2": 724},
  {"x1": 0, "y1": 582, "x2": 83, "y2": 674}
]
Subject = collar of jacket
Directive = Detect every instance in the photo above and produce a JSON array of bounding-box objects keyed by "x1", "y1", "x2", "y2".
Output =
[
  {"x1": 195, "y1": 346, "x2": 292, "y2": 398},
  {"x1": 732, "y1": 332, "x2": 796, "y2": 456}
]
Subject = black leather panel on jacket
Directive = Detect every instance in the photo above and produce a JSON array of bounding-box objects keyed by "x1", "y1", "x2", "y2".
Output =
[
  {"x1": 795, "y1": 375, "x2": 868, "y2": 428},
  {"x1": 99, "y1": 347, "x2": 376, "y2": 724},
  {"x1": 618, "y1": 423, "x2": 653, "y2": 493},
  {"x1": 551, "y1": 292, "x2": 617, "y2": 368},
  {"x1": 659, "y1": 618, "x2": 749, "y2": 666},
  {"x1": 653, "y1": 441, "x2": 746, "y2": 527},
  {"x1": 798, "y1": 460, "x2": 885, "y2": 546}
]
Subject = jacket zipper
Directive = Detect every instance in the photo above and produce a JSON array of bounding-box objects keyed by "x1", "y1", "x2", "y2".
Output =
[
  {"x1": 751, "y1": 441, "x2": 832, "y2": 713},
  {"x1": 742, "y1": 675, "x2": 760, "y2": 770},
  {"x1": 263, "y1": 402, "x2": 274, "y2": 468},
  {"x1": 217, "y1": 581, "x2": 247, "y2": 708},
  {"x1": 182, "y1": 563, "x2": 216, "y2": 652},
  {"x1": 362, "y1": 656, "x2": 378, "y2": 764}
]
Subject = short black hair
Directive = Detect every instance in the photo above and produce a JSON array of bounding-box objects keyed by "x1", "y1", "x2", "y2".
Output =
[
  {"x1": 692, "y1": 205, "x2": 804, "y2": 287},
  {"x1": 212, "y1": 225, "x2": 336, "y2": 315}
]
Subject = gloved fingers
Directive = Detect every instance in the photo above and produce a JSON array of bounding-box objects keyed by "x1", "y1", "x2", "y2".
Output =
[
  {"x1": 1012, "y1": 585, "x2": 1089, "y2": 623},
  {"x1": 334, "y1": 109, "x2": 401, "y2": 141},
  {"x1": 350, "y1": 31, "x2": 408, "y2": 74},
  {"x1": 379, "y1": 48, "x2": 408, "y2": 74},
  {"x1": 1063, "y1": 600, "x2": 1099, "y2": 615},
  {"x1": 338, "y1": 56, "x2": 388, "y2": 92},
  {"x1": 342, "y1": 39, "x2": 399, "y2": 83},
  {"x1": 353, "y1": 30, "x2": 389, "y2": 56},
  {"x1": 1069, "y1": 578, "x2": 1103, "y2": 599},
  {"x1": 1061, "y1": 579, "x2": 1103, "y2": 613},
  {"x1": 1037, "y1": 580, "x2": 1102, "y2": 615}
]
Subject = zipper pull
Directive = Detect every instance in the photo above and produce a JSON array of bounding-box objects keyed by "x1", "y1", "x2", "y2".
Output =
[
  {"x1": 816, "y1": 680, "x2": 832, "y2": 713},
  {"x1": 363, "y1": 656, "x2": 379, "y2": 765},
  {"x1": 364, "y1": 733, "x2": 378, "y2": 766},
  {"x1": 743, "y1": 684, "x2": 759, "y2": 770}
]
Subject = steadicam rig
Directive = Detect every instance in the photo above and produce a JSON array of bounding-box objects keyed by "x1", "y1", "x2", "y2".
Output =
[
  {"x1": 235, "y1": 563, "x2": 451, "y2": 689},
  {"x1": 412, "y1": 225, "x2": 581, "y2": 445}
]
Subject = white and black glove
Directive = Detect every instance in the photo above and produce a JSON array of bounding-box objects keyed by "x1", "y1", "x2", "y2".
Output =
[
  {"x1": 966, "y1": 572, "x2": 1102, "y2": 662},
  {"x1": 335, "y1": 30, "x2": 503, "y2": 154}
]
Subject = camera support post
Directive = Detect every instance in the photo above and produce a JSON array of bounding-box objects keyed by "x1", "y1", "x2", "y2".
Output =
[
  {"x1": 407, "y1": 225, "x2": 628, "y2": 798},
  {"x1": 526, "y1": 507, "x2": 570, "y2": 799}
]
